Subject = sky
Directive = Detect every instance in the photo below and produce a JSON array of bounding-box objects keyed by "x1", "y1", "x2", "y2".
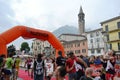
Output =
[{"x1": 0, "y1": 0, "x2": 120, "y2": 49}]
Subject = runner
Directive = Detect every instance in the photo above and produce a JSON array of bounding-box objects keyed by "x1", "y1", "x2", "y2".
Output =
[
  {"x1": 31, "y1": 54, "x2": 45, "y2": 80},
  {"x1": 45, "y1": 57, "x2": 54, "y2": 80},
  {"x1": 4, "y1": 54, "x2": 14, "y2": 80},
  {"x1": 66, "y1": 52, "x2": 87, "y2": 80},
  {"x1": 14, "y1": 56, "x2": 21, "y2": 78},
  {"x1": 24, "y1": 57, "x2": 32, "y2": 76}
]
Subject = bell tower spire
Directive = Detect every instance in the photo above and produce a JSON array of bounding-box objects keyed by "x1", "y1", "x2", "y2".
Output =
[{"x1": 78, "y1": 6, "x2": 85, "y2": 34}]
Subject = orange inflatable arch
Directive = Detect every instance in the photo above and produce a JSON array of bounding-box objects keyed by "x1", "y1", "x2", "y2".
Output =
[{"x1": 0, "y1": 26, "x2": 64, "y2": 57}]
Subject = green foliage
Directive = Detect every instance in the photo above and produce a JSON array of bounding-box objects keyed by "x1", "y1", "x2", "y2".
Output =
[
  {"x1": 7, "y1": 44, "x2": 16, "y2": 56},
  {"x1": 20, "y1": 42, "x2": 30, "y2": 53}
]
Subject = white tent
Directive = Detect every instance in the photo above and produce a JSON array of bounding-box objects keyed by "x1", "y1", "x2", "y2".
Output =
[{"x1": 13, "y1": 54, "x2": 33, "y2": 58}]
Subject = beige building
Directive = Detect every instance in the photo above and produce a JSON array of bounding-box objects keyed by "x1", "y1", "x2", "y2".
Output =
[
  {"x1": 101, "y1": 16, "x2": 120, "y2": 54},
  {"x1": 58, "y1": 34, "x2": 88, "y2": 56},
  {"x1": 32, "y1": 39, "x2": 53, "y2": 56}
]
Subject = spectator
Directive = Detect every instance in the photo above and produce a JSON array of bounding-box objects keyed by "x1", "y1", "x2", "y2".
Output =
[
  {"x1": 55, "y1": 66, "x2": 66, "y2": 80},
  {"x1": 80, "y1": 68, "x2": 93, "y2": 80},
  {"x1": 106, "y1": 50, "x2": 116, "y2": 80},
  {"x1": 94, "y1": 56, "x2": 101, "y2": 65},
  {"x1": 116, "y1": 55, "x2": 120, "y2": 64},
  {"x1": 89, "y1": 56, "x2": 95, "y2": 67}
]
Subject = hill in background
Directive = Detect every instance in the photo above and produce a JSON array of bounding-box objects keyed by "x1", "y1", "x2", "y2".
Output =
[{"x1": 52, "y1": 25, "x2": 79, "y2": 37}]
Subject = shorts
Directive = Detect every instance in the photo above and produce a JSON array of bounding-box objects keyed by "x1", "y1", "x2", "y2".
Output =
[
  {"x1": 27, "y1": 65, "x2": 31, "y2": 69},
  {"x1": 3, "y1": 69, "x2": 12, "y2": 75}
]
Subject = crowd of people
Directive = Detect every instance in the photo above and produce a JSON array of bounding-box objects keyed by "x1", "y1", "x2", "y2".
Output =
[
  {"x1": 0, "y1": 49, "x2": 120, "y2": 80},
  {"x1": 29, "y1": 50, "x2": 120, "y2": 80},
  {"x1": 0, "y1": 54, "x2": 21, "y2": 80}
]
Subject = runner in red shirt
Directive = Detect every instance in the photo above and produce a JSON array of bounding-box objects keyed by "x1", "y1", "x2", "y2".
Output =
[{"x1": 66, "y1": 52, "x2": 87, "y2": 80}]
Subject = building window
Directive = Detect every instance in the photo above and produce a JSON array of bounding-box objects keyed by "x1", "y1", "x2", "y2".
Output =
[
  {"x1": 106, "y1": 35, "x2": 109, "y2": 41},
  {"x1": 75, "y1": 50, "x2": 80, "y2": 54},
  {"x1": 110, "y1": 44, "x2": 112, "y2": 49},
  {"x1": 119, "y1": 32, "x2": 120, "y2": 39},
  {"x1": 118, "y1": 43, "x2": 120, "y2": 50},
  {"x1": 82, "y1": 49, "x2": 86, "y2": 53},
  {"x1": 37, "y1": 42, "x2": 40, "y2": 45},
  {"x1": 71, "y1": 44, "x2": 73, "y2": 47},
  {"x1": 67, "y1": 45, "x2": 69, "y2": 48},
  {"x1": 90, "y1": 39, "x2": 93, "y2": 43},
  {"x1": 38, "y1": 46, "x2": 41, "y2": 49},
  {"x1": 117, "y1": 22, "x2": 120, "y2": 29},
  {"x1": 105, "y1": 25, "x2": 108, "y2": 32},
  {"x1": 77, "y1": 43, "x2": 80, "y2": 47},
  {"x1": 90, "y1": 33, "x2": 93, "y2": 37},
  {"x1": 97, "y1": 49, "x2": 101, "y2": 53},
  {"x1": 96, "y1": 32, "x2": 99, "y2": 36},
  {"x1": 96, "y1": 38, "x2": 100, "y2": 42},
  {"x1": 97, "y1": 44, "x2": 100, "y2": 48},
  {"x1": 75, "y1": 44, "x2": 76, "y2": 47},
  {"x1": 75, "y1": 50, "x2": 77, "y2": 54},
  {"x1": 83, "y1": 42, "x2": 85, "y2": 45},
  {"x1": 91, "y1": 49, "x2": 94, "y2": 54},
  {"x1": 64, "y1": 45, "x2": 66, "y2": 48}
]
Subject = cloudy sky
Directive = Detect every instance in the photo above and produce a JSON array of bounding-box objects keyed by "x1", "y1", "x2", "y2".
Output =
[{"x1": 0, "y1": 0, "x2": 120, "y2": 49}]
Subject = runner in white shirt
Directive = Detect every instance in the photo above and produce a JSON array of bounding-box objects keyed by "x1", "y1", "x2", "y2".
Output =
[{"x1": 45, "y1": 57, "x2": 54, "y2": 80}]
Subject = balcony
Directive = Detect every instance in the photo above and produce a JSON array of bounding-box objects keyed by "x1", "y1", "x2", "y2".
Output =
[
  {"x1": 108, "y1": 27, "x2": 120, "y2": 33},
  {"x1": 108, "y1": 37, "x2": 120, "y2": 42},
  {"x1": 88, "y1": 43, "x2": 104, "y2": 49}
]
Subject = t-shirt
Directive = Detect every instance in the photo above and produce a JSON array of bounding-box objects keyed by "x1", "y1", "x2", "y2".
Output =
[
  {"x1": 45, "y1": 62, "x2": 53, "y2": 76},
  {"x1": 66, "y1": 57, "x2": 76, "y2": 73},
  {"x1": 26, "y1": 59, "x2": 32, "y2": 65},
  {"x1": 5, "y1": 58, "x2": 13, "y2": 69},
  {"x1": 80, "y1": 76, "x2": 93, "y2": 80},
  {"x1": 56, "y1": 56, "x2": 66, "y2": 66},
  {"x1": 15, "y1": 58, "x2": 21, "y2": 67},
  {"x1": 0, "y1": 57, "x2": 3, "y2": 67}
]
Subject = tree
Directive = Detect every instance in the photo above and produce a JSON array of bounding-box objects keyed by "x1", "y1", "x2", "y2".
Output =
[
  {"x1": 7, "y1": 44, "x2": 16, "y2": 56},
  {"x1": 20, "y1": 42, "x2": 30, "y2": 54}
]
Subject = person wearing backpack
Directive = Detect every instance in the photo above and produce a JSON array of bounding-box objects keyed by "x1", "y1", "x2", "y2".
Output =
[{"x1": 31, "y1": 53, "x2": 45, "y2": 80}]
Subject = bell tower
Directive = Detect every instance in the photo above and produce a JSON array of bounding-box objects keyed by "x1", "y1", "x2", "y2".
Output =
[{"x1": 78, "y1": 6, "x2": 85, "y2": 34}]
